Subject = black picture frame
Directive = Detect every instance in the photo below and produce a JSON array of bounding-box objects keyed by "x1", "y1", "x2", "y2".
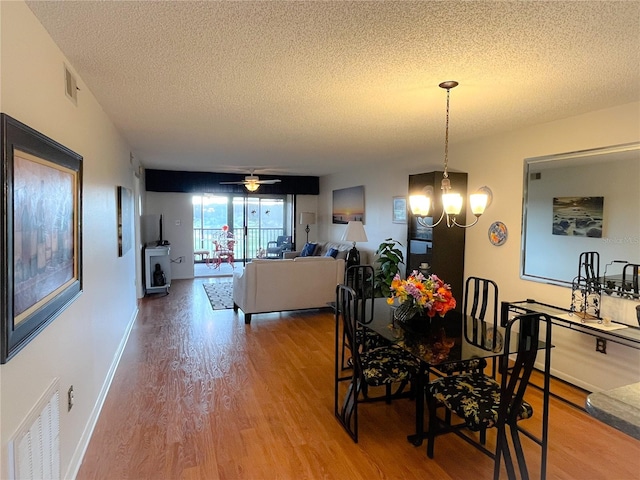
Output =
[{"x1": 1, "y1": 114, "x2": 83, "y2": 363}]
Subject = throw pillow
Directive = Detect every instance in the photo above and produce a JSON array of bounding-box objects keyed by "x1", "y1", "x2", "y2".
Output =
[
  {"x1": 325, "y1": 247, "x2": 339, "y2": 258},
  {"x1": 301, "y1": 242, "x2": 317, "y2": 257}
]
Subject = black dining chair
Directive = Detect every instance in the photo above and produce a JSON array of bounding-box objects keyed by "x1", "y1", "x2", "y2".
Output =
[
  {"x1": 334, "y1": 284, "x2": 419, "y2": 443},
  {"x1": 435, "y1": 276, "x2": 499, "y2": 377},
  {"x1": 427, "y1": 312, "x2": 552, "y2": 480},
  {"x1": 339, "y1": 265, "x2": 389, "y2": 371}
]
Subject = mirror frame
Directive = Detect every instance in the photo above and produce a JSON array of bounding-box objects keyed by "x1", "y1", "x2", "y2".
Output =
[{"x1": 520, "y1": 141, "x2": 640, "y2": 288}]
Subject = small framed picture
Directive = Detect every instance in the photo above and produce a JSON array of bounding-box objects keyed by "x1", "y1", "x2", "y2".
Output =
[{"x1": 392, "y1": 196, "x2": 407, "y2": 223}]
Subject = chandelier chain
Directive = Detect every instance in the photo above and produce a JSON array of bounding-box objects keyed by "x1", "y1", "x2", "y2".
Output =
[{"x1": 443, "y1": 87, "x2": 451, "y2": 179}]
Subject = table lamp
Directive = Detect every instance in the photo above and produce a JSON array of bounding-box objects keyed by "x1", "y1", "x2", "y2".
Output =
[
  {"x1": 300, "y1": 212, "x2": 316, "y2": 244},
  {"x1": 341, "y1": 220, "x2": 367, "y2": 269}
]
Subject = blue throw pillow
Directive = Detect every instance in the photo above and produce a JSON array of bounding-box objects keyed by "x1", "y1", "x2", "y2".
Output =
[
  {"x1": 325, "y1": 247, "x2": 339, "y2": 258},
  {"x1": 301, "y1": 242, "x2": 317, "y2": 257}
]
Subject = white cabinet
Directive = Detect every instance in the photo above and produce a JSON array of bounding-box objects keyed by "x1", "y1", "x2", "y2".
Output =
[{"x1": 144, "y1": 246, "x2": 171, "y2": 295}]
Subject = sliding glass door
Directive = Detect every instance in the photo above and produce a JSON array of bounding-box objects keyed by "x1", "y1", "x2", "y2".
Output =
[{"x1": 193, "y1": 194, "x2": 292, "y2": 266}]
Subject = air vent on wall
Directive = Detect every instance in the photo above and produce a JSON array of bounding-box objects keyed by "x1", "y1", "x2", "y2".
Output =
[{"x1": 64, "y1": 64, "x2": 78, "y2": 105}]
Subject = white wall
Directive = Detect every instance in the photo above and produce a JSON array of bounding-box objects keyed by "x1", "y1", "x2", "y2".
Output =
[
  {"x1": 144, "y1": 192, "x2": 194, "y2": 279},
  {"x1": 0, "y1": 3, "x2": 139, "y2": 478},
  {"x1": 320, "y1": 101, "x2": 640, "y2": 392}
]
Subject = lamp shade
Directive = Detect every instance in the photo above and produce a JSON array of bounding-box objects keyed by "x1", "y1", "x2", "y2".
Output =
[
  {"x1": 341, "y1": 221, "x2": 368, "y2": 243},
  {"x1": 300, "y1": 212, "x2": 316, "y2": 225}
]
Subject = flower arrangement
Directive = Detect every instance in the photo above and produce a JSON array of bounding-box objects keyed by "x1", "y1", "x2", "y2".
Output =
[{"x1": 387, "y1": 271, "x2": 456, "y2": 318}]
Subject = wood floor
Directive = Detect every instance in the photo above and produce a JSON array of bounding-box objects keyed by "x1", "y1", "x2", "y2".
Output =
[{"x1": 77, "y1": 278, "x2": 640, "y2": 480}]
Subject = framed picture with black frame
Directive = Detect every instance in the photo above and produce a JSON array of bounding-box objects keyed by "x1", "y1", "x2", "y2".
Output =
[{"x1": 1, "y1": 114, "x2": 83, "y2": 363}]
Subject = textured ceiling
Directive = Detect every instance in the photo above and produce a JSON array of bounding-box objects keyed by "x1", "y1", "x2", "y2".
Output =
[{"x1": 26, "y1": 1, "x2": 640, "y2": 177}]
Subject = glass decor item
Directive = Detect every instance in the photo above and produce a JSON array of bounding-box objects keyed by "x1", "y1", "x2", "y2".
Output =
[{"x1": 394, "y1": 300, "x2": 422, "y2": 324}]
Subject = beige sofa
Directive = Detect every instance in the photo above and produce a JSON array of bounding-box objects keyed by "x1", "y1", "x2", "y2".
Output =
[{"x1": 232, "y1": 256, "x2": 345, "y2": 324}]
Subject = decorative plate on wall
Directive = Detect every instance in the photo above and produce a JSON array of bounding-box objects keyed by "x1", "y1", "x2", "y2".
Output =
[{"x1": 488, "y1": 221, "x2": 508, "y2": 246}]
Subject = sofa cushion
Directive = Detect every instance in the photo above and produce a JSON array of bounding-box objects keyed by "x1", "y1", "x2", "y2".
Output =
[
  {"x1": 301, "y1": 242, "x2": 317, "y2": 257},
  {"x1": 251, "y1": 258, "x2": 293, "y2": 264},
  {"x1": 325, "y1": 247, "x2": 339, "y2": 258},
  {"x1": 292, "y1": 256, "x2": 335, "y2": 263}
]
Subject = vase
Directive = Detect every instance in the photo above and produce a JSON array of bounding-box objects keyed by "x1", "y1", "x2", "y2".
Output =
[
  {"x1": 393, "y1": 301, "x2": 420, "y2": 323},
  {"x1": 394, "y1": 302, "x2": 432, "y2": 333}
]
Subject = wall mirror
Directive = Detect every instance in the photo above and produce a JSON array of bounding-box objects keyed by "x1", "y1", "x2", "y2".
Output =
[{"x1": 521, "y1": 142, "x2": 640, "y2": 296}]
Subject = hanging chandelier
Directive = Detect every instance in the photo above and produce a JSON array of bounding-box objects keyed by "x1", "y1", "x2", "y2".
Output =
[{"x1": 409, "y1": 81, "x2": 491, "y2": 228}]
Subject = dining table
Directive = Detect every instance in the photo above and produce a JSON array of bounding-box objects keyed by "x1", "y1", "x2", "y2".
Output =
[{"x1": 359, "y1": 297, "x2": 551, "y2": 479}]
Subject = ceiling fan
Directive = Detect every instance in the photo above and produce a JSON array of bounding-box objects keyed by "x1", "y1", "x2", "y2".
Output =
[{"x1": 220, "y1": 169, "x2": 281, "y2": 192}]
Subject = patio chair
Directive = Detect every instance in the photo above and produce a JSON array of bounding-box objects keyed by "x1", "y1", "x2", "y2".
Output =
[{"x1": 265, "y1": 235, "x2": 292, "y2": 258}]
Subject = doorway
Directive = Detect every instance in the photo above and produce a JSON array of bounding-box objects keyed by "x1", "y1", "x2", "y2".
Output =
[{"x1": 192, "y1": 194, "x2": 293, "y2": 277}]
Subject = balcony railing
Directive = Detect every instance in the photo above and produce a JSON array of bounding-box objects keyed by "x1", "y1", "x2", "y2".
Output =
[{"x1": 193, "y1": 227, "x2": 286, "y2": 261}]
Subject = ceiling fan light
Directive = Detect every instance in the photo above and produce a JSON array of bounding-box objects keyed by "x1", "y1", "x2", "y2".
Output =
[
  {"x1": 442, "y1": 193, "x2": 462, "y2": 215},
  {"x1": 245, "y1": 182, "x2": 260, "y2": 192},
  {"x1": 409, "y1": 194, "x2": 431, "y2": 216}
]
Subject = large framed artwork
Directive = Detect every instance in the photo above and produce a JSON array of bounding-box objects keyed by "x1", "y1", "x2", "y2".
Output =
[
  {"x1": 117, "y1": 186, "x2": 133, "y2": 256},
  {"x1": 1, "y1": 114, "x2": 83, "y2": 363},
  {"x1": 332, "y1": 185, "x2": 365, "y2": 224}
]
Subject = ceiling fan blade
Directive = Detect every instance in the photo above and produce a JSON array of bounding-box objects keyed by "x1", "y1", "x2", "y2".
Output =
[{"x1": 256, "y1": 179, "x2": 281, "y2": 184}]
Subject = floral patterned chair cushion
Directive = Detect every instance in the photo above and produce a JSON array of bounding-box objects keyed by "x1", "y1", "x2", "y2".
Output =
[
  {"x1": 360, "y1": 346, "x2": 419, "y2": 387},
  {"x1": 355, "y1": 328, "x2": 389, "y2": 350},
  {"x1": 435, "y1": 358, "x2": 487, "y2": 375},
  {"x1": 429, "y1": 372, "x2": 533, "y2": 432}
]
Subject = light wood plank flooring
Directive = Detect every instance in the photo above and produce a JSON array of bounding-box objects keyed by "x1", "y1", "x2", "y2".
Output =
[{"x1": 77, "y1": 278, "x2": 640, "y2": 479}]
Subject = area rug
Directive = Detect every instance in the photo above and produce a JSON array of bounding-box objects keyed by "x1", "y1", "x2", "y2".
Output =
[{"x1": 203, "y1": 279, "x2": 234, "y2": 310}]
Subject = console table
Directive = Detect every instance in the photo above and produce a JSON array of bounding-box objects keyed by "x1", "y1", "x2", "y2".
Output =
[{"x1": 502, "y1": 300, "x2": 640, "y2": 353}]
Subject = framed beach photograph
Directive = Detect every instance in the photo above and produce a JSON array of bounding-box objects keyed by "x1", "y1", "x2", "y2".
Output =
[
  {"x1": 1, "y1": 114, "x2": 83, "y2": 363},
  {"x1": 117, "y1": 186, "x2": 133, "y2": 256},
  {"x1": 392, "y1": 196, "x2": 407, "y2": 223},
  {"x1": 552, "y1": 196, "x2": 604, "y2": 237},
  {"x1": 332, "y1": 185, "x2": 365, "y2": 224}
]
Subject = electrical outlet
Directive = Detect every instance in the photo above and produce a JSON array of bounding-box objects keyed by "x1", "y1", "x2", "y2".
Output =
[{"x1": 67, "y1": 385, "x2": 74, "y2": 411}]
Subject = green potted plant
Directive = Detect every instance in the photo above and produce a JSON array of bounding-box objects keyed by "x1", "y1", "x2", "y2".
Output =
[{"x1": 373, "y1": 238, "x2": 404, "y2": 297}]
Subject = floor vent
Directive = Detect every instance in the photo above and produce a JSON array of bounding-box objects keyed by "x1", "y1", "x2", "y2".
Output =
[
  {"x1": 8, "y1": 379, "x2": 61, "y2": 480},
  {"x1": 64, "y1": 64, "x2": 78, "y2": 105}
]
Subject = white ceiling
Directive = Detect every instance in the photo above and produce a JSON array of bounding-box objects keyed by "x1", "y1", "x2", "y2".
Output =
[{"x1": 26, "y1": 1, "x2": 640, "y2": 177}]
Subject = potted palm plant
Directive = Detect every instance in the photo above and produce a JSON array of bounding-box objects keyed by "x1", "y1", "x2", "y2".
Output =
[{"x1": 373, "y1": 238, "x2": 404, "y2": 297}]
